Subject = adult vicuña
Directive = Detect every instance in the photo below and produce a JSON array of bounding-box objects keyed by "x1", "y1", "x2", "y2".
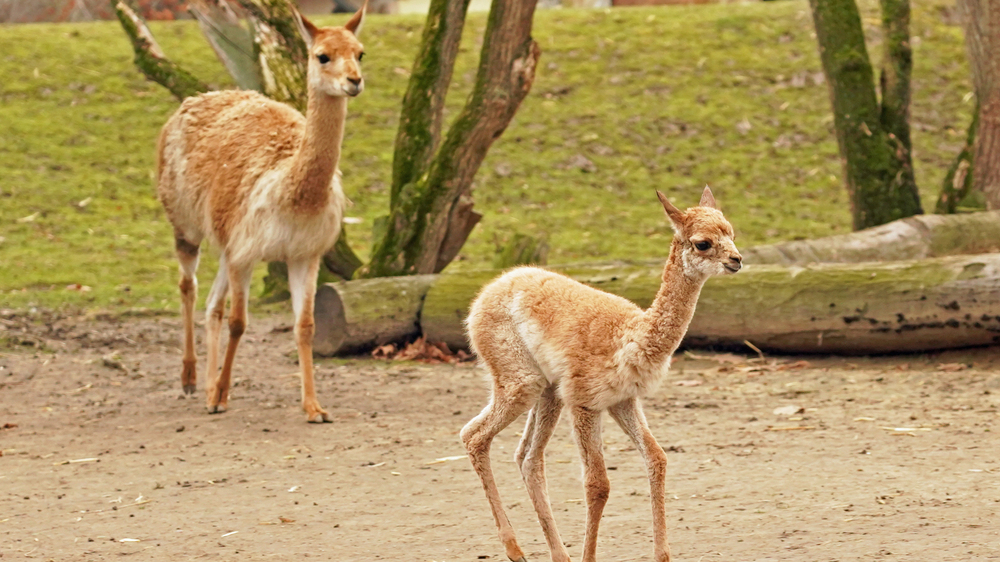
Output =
[
  {"x1": 462, "y1": 187, "x2": 742, "y2": 562},
  {"x1": 156, "y1": 6, "x2": 367, "y2": 422}
]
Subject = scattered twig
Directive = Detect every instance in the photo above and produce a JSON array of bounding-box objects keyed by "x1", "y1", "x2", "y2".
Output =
[{"x1": 743, "y1": 339, "x2": 765, "y2": 362}]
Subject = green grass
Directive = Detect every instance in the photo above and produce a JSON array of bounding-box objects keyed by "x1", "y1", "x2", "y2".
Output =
[{"x1": 0, "y1": 0, "x2": 973, "y2": 312}]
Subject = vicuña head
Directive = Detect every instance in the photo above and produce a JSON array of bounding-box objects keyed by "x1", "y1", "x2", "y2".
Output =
[
  {"x1": 298, "y1": 5, "x2": 366, "y2": 97},
  {"x1": 657, "y1": 186, "x2": 742, "y2": 278}
]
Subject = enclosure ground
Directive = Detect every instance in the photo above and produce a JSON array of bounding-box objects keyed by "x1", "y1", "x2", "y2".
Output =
[{"x1": 1, "y1": 313, "x2": 998, "y2": 561}]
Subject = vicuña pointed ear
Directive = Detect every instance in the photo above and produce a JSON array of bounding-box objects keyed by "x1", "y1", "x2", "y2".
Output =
[
  {"x1": 296, "y1": 12, "x2": 319, "y2": 48},
  {"x1": 345, "y1": 0, "x2": 367, "y2": 37},
  {"x1": 699, "y1": 185, "x2": 717, "y2": 209},
  {"x1": 656, "y1": 190, "x2": 685, "y2": 232}
]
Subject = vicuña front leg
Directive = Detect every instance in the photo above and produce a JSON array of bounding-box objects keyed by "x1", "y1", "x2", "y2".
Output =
[
  {"x1": 207, "y1": 262, "x2": 251, "y2": 414},
  {"x1": 288, "y1": 257, "x2": 330, "y2": 423},
  {"x1": 609, "y1": 398, "x2": 671, "y2": 562},
  {"x1": 572, "y1": 406, "x2": 610, "y2": 562}
]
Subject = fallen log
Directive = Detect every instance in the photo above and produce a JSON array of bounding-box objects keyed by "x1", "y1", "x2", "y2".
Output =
[
  {"x1": 312, "y1": 211, "x2": 1000, "y2": 356},
  {"x1": 420, "y1": 255, "x2": 1000, "y2": 354},
  {"x1": 742, "y1": 210, "x2": 1000, "y2": 265},
  {"x1": 312, "y1": 275, "x2": 436, "y2": 355}
]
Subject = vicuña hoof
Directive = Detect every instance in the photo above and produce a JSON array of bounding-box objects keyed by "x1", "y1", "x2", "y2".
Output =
[
  {"x1": 306, "y1": 410, "x2": 332, "y2": 424},
  {"x1": 183, "y1": 384, "x2": 196, "y2": 395},
  {"x1": 207, "y1": 403, "x2": 227, "y2": 414}
]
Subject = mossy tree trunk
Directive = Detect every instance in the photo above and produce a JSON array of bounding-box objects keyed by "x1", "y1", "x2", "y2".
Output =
[
  {"x1": 360, "y1": 0, "x2": 541, "y2": 278},
  {"x1": 808, "y1": 0, "x2": 923, "y2": 230},
  {"x1": 955, "y1": 0, "x2": 1000, "y2": 210},
  {"x1": 937, "y1": 100, "x2": 980, "y2": 213},
  {"x1": 114, "y1": 1, "x2": 209, "y2": 100}
]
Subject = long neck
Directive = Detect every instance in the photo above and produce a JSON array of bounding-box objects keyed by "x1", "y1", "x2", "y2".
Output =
[
  {"x1": 631, "y1": 239, "x2": 709, "y2": 364},
  {"x1": 288, "y1": 90, "x2": 348, "y2": 211}
]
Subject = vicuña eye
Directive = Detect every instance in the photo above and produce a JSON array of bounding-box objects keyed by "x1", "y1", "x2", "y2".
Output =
[
  {"x1": 358, "y1": 52, "x2": 365, "y2": 62},
  {"x1": 694, "y1": 241, "x2": 712, "y2": 251},
  {"x1": 317, "y1": 53, "x2": 330, "y2": 64}
]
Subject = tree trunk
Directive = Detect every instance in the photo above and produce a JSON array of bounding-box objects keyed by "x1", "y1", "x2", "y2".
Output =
[
  {"x1": 361, "y1": 0, "x2": 541, "y2": 278},
  {"x1": 957, "y1": 0, "x2": 1000, "y2": 210},
  {"x1": 113, "y1": 1, "x2": 209, "y2": 100},
  {"x1": 808, "y1": 0, "x2": 923, "y2": 229},
  {"x1": 390, "y1": 0, "x2": 473, "y2": 198},
  {"x1": 420, "y1": 256, "x2": 1000, "y2": 354},
  {"x1": 312, "y1": 275, "x2": 437, "y2": 355},
  {"x1": 238, "y1": 0, "x2": 308, "y2": 112},
  {"x1": 937, "y1": 100, "x2": 981, "y2": 213}
]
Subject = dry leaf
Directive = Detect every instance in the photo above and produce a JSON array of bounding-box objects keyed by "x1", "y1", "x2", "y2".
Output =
[{"x1": 674, "y1": 380, "x2": 703, "y2": 387}]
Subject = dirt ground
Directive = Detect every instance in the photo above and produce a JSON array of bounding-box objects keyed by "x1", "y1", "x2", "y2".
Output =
[{"x1": 1, "y1": 312, "x2": 998, "y2": 561}]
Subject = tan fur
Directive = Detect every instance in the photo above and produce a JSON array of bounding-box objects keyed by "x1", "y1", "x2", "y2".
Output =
[
  {"x1": 155, "y1": 7, "x2": 367, "y2": 423},
  {"x1": 462, "y1": 187, "x2": 742, "y2": 562}
]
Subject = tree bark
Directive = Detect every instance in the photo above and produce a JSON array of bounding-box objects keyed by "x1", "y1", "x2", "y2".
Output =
[
  {"x1": 420, "y1": 256, "x2": 1000, "y2": 354},
  {"x1": 937, "y1": 100, "x2": 980, "y2": 213},
  {"x1": 808, "y1": 0, "x2": 923, "y2": 229},
  {"x1": 957, "y1": 0, "x2": 1000, "y2": 210},
  {"x1": 313, "y1": 275, "x2": 437, "y2": 355},
  {"x1": 238, "y1": 0, "x2": 308, "y2": 112},
  {"x1": 361, "y1": 0, "x2": 541, "y2": 278},
  {"x1": 390, "y1": 0, "x2": 473, "y2": 198},
  {"x1": 113, "y1": 1, "x2": 209, "y2": 100},
  {"x1": 189, "y1": 0, "x2": 262, "y2": 92}
]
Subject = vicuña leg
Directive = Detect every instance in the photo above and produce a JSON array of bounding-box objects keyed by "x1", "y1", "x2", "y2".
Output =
[
  {"x1": 203, "y1": 255, "x2": 230, "y2": 406},
  {"x1": 462, "y1": 373, "x2": 543, "y2": 562},
  {"x1": 207, "y1": 261, "x2": 251, "y2": 414},
  {"x1": 519, "y1": 385, "x2": 570, "y2": 562},
  {"x1": 609, "y1": 398, "x2": 670, "y2": 562},
  {"x1": 287, "y1": 257, "x2": 330, "y2": 423},
  {"x1": 572, "y1": 406, "x2": 610, "y2": 562},
  {"x1": 175, "y1": 237, "x2": 200, "y2": 395}
]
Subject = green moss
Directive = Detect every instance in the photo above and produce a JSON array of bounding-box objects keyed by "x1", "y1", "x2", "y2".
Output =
[{"x1": 0, "y1": 0, "x2": 973, "y2": 312}]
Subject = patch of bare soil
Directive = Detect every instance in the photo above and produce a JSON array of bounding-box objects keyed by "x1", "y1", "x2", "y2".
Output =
[{"x1": 1, "y1": 313, "x2": 998, "y2": 561}]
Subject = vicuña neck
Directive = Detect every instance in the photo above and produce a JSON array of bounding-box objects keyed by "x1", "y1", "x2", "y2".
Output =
[
  {"x1": 632, "y1": 239, "x2": 708, "y2": 364},
  {"x1": 288, "y1": 91, "x2": 348, "y2": 212}
]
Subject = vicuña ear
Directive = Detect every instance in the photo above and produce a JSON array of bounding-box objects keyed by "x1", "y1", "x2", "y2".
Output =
[
  {"x1": 656, "y1": 190, "x2": 685, "y2": 232},
  {"x1": 296, "y1": 12, "x2": 320, "y2": 48},
  {"x1": 345, "y1": 0, "x2": 367, "y2": 37},
  {"x1": 699, "y1": 185, "x2": 717, "y2": 209}
]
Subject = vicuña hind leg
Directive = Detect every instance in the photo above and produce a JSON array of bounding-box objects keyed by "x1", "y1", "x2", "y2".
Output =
[
  {"x1": 206, "y1": 261, "x2": 251, "y2": 414},
  {"x1": 462, "y1": 372, "x2": 544, "y2": 562},
  {"x1": 519, "y1": 385, "x2": 570, "y2": 562},
  {"x1": 609, "y1": 398, "x2": 670, "y2": 562},
  {"x1": 287, "y1": 257, "x2": 330, "y2": 423},
  {"x1": 175, "y1": 237, "x2": 200, "y2": 395}
]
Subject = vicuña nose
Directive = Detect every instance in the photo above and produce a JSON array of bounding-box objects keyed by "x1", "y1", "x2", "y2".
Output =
[
  {"x1": 730, "y1": 255, "x2": 742, "y2": 265},
  {"x1": 347, "y1": 77, "x2": 362, "y2": 86}
]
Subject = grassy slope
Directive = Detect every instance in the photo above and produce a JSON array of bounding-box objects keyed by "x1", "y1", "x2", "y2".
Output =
[{"x1": 0, "y1": 0, "x2": 972, "y2": 312}]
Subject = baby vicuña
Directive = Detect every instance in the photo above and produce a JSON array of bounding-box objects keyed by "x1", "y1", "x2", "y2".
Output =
[{"x1": 462, "y1": 187, "x2": 742, "y2": 562}]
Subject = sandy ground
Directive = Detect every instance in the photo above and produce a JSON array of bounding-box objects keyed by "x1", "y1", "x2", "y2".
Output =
[{"x1": 1, "y1": 311, "x2": 998, "y2": 561}]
